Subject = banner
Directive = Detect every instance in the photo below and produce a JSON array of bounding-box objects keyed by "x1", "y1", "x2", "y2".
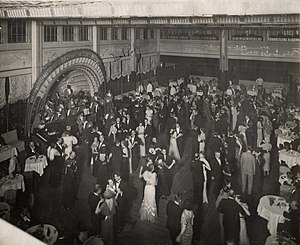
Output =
[
  {"x1": 122, "y1": 58, "x2": 132, "y2": 77},
  {"x1": 110, "y1": 60, "x2": 122, "y2": 80}
]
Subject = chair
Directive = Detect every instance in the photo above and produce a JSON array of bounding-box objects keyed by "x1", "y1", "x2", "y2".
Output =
[{"x1": 1, "y1": 129, "x2": 25, "y2": 152}]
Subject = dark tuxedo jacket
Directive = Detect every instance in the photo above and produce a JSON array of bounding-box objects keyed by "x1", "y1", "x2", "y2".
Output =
[
  {"x1": 218, "y1": 198, "x2": 243, "y2": 234},
  {"x1": 166, "y1": 200, "x2": 182, "y2": 234},
  {"x1": 88, "y1": 192, "x2": 102, "y2": 215},
  {"x1": 190, "y1": 159, "x2": 204, "y2": 184}
]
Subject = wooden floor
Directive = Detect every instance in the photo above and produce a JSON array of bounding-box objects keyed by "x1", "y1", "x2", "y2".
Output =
[
  {"x1": 52, "y1": 132, "x2": 280, "y2": 245},
  {"x1": 5, "y1": 130, "x2": 281, "y2": 245}
]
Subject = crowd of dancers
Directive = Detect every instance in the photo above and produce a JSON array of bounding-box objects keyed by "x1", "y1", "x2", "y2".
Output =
[{"x1": 30, "y1": 76, "x2": 300, "y2": 245}]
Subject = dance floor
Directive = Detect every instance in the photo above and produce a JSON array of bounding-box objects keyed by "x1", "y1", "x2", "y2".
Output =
[
  {"x1": 45, "y1": 130, "x2": 280, "y2": 245},
  {"x1": 1, "y1": 129, "x2": 281, "y2": 245}
]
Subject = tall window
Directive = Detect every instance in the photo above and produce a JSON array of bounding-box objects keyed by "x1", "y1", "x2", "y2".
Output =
[
  {"x1": 44, "y1": 26, "x2": 57, "y2": 42},
  {"x1": 79, "y1": 26, "x2": 89, "y2": 41},
  {"x1": 143, "y1": 28, "x2": 148, "y2": 39},
  {"x1": 150, "y1": 29, "x2": 155, "y2": 39},
  {"x1": 111, "y1": 28, "x2": 119, "y2": 40},
  {"x1": 135, "y1": 28, "x2": 141, "y2": 39},
  {"x1": 8, "y1": 20, "x2": 27, "y2": 43},
  {"x1": 121, "y1": 28, "x2": 128, "y2": 40},
  {"x1": 99, "y1": 27, "x2": 108, "y2": 40},
  {"x1": 62, "y1": 26, "x2": 74, "y2": 41}
]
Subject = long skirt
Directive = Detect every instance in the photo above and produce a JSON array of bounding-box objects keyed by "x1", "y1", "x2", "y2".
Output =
[
  {"x1": 140, "y1": 184, "x2": 157, "y2": 223},
  {"x1": 169, "y1": 138, "x2": 181, "y2": 161},
  {"x1": 138, "y1": 134, "x2": 146, "y2": 157}
]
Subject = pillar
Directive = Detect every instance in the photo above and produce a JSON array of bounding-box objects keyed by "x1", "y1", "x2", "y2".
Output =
[
  {"x1": 92, "y1": 25, "x2": 98, "y2": 53},
  {"x1": 31, "y1": 20, "x2": 41, "y2": 86},
  {"x1": 219, "y1": 29, "x2": 228, "y2": 91}
]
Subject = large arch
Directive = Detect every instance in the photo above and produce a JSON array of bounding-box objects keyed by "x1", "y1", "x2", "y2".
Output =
[{"x1": 26, "y1": 49, "x2": 107, "y2": 136}]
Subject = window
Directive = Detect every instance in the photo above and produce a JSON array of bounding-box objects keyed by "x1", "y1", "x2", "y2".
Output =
[
  {"x1": 8, "y1": 20, "x2": 27, "y2": 43},
  {"x1": 44, "y1": 26, "x2": 57, "y2": 42},
  {"x1": 99, "y1": 27, "x2": 108, "y2": 40},
  {"x1": 135, "y1": 28, "x2": 141, "y2": 39},
  {"x1": 121, "y1": 28, "x2": 128, "y2": 40},
  {"x1": 150, "y1": 29, "x2": 155, "y2": 39},
  {"x1": 143, "y1": 29, "x2": 148, "y2": 39},
  {"x1": 79, "y1": 26, "x2": 89, "y2": 41},
  {"x1": 111, "y1": 28, "x2": 119, "y2": 40},
  {"x1": 62, "y1": 26, "x2": 74, "y2": 41}
]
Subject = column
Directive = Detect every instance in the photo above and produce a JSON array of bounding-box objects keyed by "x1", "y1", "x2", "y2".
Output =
[
  {"x1": 92, "y1": 25, "x2": 98, "y2": 53},
  {"x1": 219, "y1": 29, "x2": 228, "y2": 91},
  {"x1": 31, "y1": 20, "x2": 41, "y2": 86}
]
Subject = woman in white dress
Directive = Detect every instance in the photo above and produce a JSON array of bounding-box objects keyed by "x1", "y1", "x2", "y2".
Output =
[
  {"x1": 136, "y1": 122, "x2": 146, "y2": 157},
  {"x1": 139, "y1": 164, "x2": 157, "y2": 223},
  {"x1": 197, "y1": 128, "x2": 206, "y2": 153},
  {"x1": 62, "y1": 131, "x2": 78, "y2": 158},
  {"x1": 199, "y1": 153, "x2": 211, "y2": 204},
  {"x1": 169, "y1": 128, "x2": 182, "y2": 161},
  {"x1": 259, "y1": 140, "x2": 272, "y2": 176},
  {"x1": 256, "y1": 117, "x2": 264, "y2": 147},
  {"x1": 145, "y1": 106, "x2": 154, "y2": 124},
  {"x1": 231, "y1": 103, "x2": 238, "y2": 132}
]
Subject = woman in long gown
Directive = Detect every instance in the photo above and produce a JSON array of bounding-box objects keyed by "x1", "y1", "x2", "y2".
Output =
[
  {"x1": 256, "y1": 117, "x2": 264, "y2": 147},
  {"x1": 176, "y1": 200, "x2": 194, "y2": 245},
  {"x1": 95, "y1": 189, "x2": 117, "y2": 245},
  {"x1": 199, "y1": 153, "x2": 211, "y2": 204},
  {"x1": 139, "y1": 164, "x2": 157, "y2": 223},
  {"x1": 90, "y1": 136, "x2": 99, "y2": 167},
  {"x1": 136, "y1": 122, "x2": 146, "y2": 157},
  {"x1": 259, "y1": 140, "x2": 272, "y2": 176},
  {"x1": 169, "y1": 129, "x2": 181, "y2": 161},
  {"x1": 47, "y1": 142, "x2": 62, "y2": 188}
]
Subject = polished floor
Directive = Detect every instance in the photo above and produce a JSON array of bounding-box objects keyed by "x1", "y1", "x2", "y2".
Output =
[{"x1": 1, "y1": 130, "x2": 281, "y2": 245}]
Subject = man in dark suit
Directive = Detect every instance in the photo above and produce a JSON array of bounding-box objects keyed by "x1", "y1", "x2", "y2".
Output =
[
  {"x1": 87, "y1": 184, "x2": 103, "y2": 235},
  {"x1": 166, "y1": 193, "x2": 183, "y2": 245},
  {"x1": 206, "y1": 133, "x2": 223, "y2": 161},
  {"x1": 210, "y1": 151, "x2": 223, "y2": 197},
  {"x1": 218, "y1": 189, "x2": 246, "y2": 245},
  {"x1": 114, "y1": 172, "x2": 133, "y2": 233},
  {"x1": 190, "y1": 153, "x2": 204, "y2": 206}
]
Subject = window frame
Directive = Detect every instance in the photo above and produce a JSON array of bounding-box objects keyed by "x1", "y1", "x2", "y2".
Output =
[
  {"x1": 62, "y1": 25, "x2": 75, "y2": 42},
  {"x1": 78, "y1": 26, "x2": 89, "y2": 41},
  {"x1": 44, "y1": 25, "x2": 57, "y2": 42},
  {"x1": 7, "y1": 19, "x2": 27, "y2": 43},
  {"x1": 111, "y1": 27, "x2": 119, "y2": 40}
]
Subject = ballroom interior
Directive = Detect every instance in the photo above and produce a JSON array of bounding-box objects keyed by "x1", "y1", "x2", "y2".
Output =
[{"x1": 0, "y1": 0, "x2": 299, "y2": 245}]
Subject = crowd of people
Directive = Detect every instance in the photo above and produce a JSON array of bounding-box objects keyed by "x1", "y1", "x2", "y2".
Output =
[{"x1": 4, "y1": 74, "x2": 300, "y2": 245}]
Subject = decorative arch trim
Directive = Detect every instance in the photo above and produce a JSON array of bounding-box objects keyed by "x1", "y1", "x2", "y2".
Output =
[{"x1": 26, "y1": 49, "x2": 106, "y2": 136}]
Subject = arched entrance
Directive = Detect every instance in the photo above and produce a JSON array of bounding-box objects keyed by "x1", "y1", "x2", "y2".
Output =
[{"x1": 26, "y1": 49, "x2": 106, "y2": 136}]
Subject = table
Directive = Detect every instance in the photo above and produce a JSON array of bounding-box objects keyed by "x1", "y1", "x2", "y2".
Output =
[
  {"x1": 26, "y1": 224, "x2": 58, "y2": 245},
  {"x1": 257, "y1": 195, "x2": 289, "y2": 236},
  {"x1": 247, "y1": 90, "x2": 258, "y2": 96},
  {"x1": 277, "y1": 134, "x2": 298, "y2": 148},
  {"x1": 0, "y1": 174, "x2": 25, "y2": 197},
  {"x1": 0, "y1": 202, "x2": 10, "y2": 221},
  {"x1": 278, "y1": 150, "x2": 300, "y2": 169},
  {"x1": 0, "y1": 145, "x2": 17, "y2": 163},
  {"x1": 265, "y1": 235, "x2": 297, "y2": 245},
  {"x1": 24, "y1": 155, "x2": 48, "y2": 176}
]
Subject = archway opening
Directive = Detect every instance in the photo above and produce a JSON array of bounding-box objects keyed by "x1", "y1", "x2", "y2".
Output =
[{"x1": 26, "y1": 49, "x2": 107, "y2": 136}]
